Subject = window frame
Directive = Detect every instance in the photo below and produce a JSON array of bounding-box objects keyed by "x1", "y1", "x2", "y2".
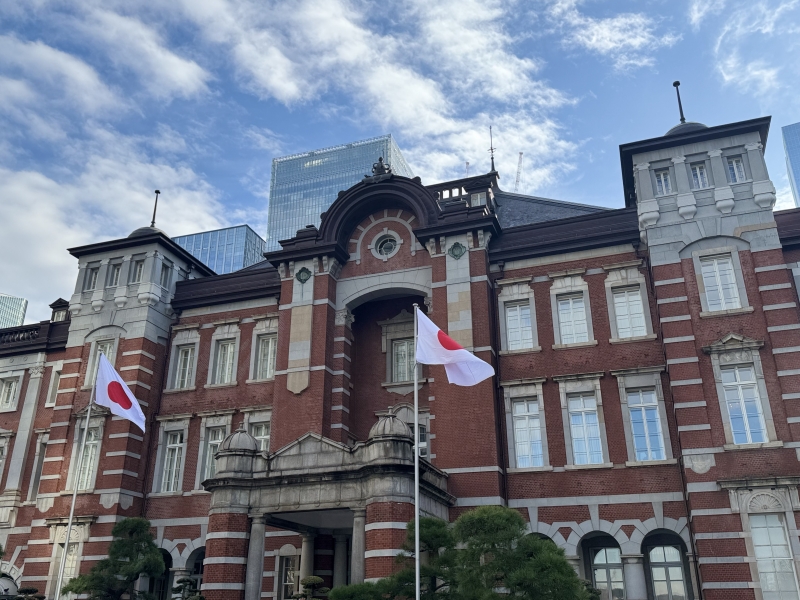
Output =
[
  {"x1": 690, "y1": 245, "x2": 750, "y2": 316},
  {"x1": 166, "y1": 327, "x2": 200, "y2": 392},
  {"x1": 194, "y1": 412, "x2": 233, "y2": 489},
  {"x1": 700, "y1": 254, "x2": 741, "y2": 312},
  {"x1": 160, "y1": 259, "x2": 173, "y2": 289},
  {"x1": 511, "y1": 397, "x2": 545, "y2": 468},
  {"x1": 83, "y1": 264, "x2": 100, "y2": 291},
  {"x1": 84, "y1": 338, "x2": 116, "y2": 389},
  {"x1": 654, "y1": 169, "x2": 673, "y2": 196},
  {"x1": 45, "y1": 361, "x2": 63, "y2": 408},
  {"x1": 690, "y1": 162, "x2": 710, "y2": 189},
  {"x1": 27, "y1": 431, "x2": 49, "y2": 502},
  {"x1": 0, "y1": 372, "x2": 23, "y2": 413},
  {"x1": 706, "y1": 336, "x2": 777, "y2": 449},
  {"x1": 550, "y1": 274, "x2": 596, "y2": 349},
  {"x1": 161, "y1": 430, "x2": 185, "y2": 493},
  {"x1": 242, "y1": 408, "x2": 272, "y2": 454},
  {"x1": 129, "y1": 256, "x2": 146, "y2": 284},
  {"x1": 603, "y1": 261, "x2": 657, "y2": 343},
  {"x1": 248, "y1": 316, "x2": 279, "y2": 383},
  {"x1": 107, "y1": 261, "x2": 122, "y2": 288},
  {"x1": 66, "y1": 413, "x2": 104, "y2": 493},
  {"x1": 391, "y1": 338, "x2": 416, "y2": 383},
  {"x1": 555, "y1": 374, "x2": 611, "y2": 469},
  {"x1": 727, "y1": 156, "x2": 747, "y2": 183},
  {"x1": 497, "y1": 280, "x2": 539, "y2": 353},
  {"x1": 205, "y1": 323, "x2": 241, "y2": 388},
  {"x1": 721, "y1": 364, "x2": 767, "y2": 445},
  {"x1": 249, "y1": 421, "x2": 271, "y2": 453},
  {"x1": 503, "y1": 380, "x2": 549, "y2": 471},
  {"x1": 612, "y1": 366, "x2": 674, "y2": 465},
  {"x1": 0, "y1": 431, "x2": 12, "y2": 489},
  {"x1": 152, "y1": 418, "x2": 190, "y2": 495}
]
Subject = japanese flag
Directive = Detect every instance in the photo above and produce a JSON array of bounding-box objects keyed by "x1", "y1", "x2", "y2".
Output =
[
  {"x1": 95, "y1": 353, "x2": 146, "y2": 433},
  {"x1": 415, "y1": 307, "x2": 495, "y2": 386}
]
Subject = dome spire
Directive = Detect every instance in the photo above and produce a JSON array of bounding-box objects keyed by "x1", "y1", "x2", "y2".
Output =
[{"x1": 673, "y1": 81, "x2": 686, "y2": 124}]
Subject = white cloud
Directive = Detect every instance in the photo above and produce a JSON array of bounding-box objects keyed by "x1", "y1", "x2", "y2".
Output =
[
  {"x1": 0, "y1": 35, "x2": 119, "y2": 114},
  {"x1": 688, "y1": 0, "x2": 726, "y2": 29},
  {"x1": 547, "y1": 0, "x2": 680, "y2": 71},
  {"x1": 80, "y1": 9, "x2": 211, "y2": 100},
  {"x1": 716, "y1": 53, "x2": 780, "y2": 95}
]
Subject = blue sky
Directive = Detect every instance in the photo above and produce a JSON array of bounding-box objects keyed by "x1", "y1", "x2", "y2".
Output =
[{"x1": 1, "y1": 0, "x2": 799, "y2": 322}]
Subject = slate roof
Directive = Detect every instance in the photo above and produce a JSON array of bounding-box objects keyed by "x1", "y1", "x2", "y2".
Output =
[{"x1": 493, "y1": 190, "x2": 609, "y2": 228}]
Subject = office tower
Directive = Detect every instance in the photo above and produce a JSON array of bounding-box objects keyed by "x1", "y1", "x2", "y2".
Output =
[
  {"x1": 266, "y1": 134, "x2": 413, "y2": 250},
  {"x1": 0, "y1": 293, "x2": 27, "y2": 328},
  {"x1": 173, "y1": 225, "x2": 266, "y2": 274},
  {"x1": 783, "y1": 122, "x2": 800, "y2": 207}
]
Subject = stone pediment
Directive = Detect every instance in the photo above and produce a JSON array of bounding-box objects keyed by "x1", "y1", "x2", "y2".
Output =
[
  {"x1": 702, "y1": 332, "x2": 764, "y2": 355},
  {"x1": 268, "y1": 433, "x2": 361, "y2": 475}
]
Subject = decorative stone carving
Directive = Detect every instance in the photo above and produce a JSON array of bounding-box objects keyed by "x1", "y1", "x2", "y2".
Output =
[
  {"x1": 685, "y1": 453, "x2": 715, "y2": 474},
  {"x1": 335, "y1": 309, "x2": 355, "y2": 329},
  {"x1": 91, "y1": 298, "x2": 105, "y2": 312},
  {"x1": 752, "y1": 180, "x2": 777, "y2": 209},
  {"x1": 637, "y1": 200, "x2": 660, "y2": 229},
  {"x1": 720, "y1": 349, "x2": 753, "y2": 364},
  {"x1": 676, "y1": 193, "x2": 697, "y2": 220},
  {"x1": 713, "y1": 187, "x2": 735, "y2": 214},
  {"x1": 28, "y1": 366, "x2": 45, "y2": 377},
  {"x1": 703, "y1": 332, "x2": 763, "y2": 356},
  {"x1": 748, "y1": 492, "x2": 783, "y2": 513}
]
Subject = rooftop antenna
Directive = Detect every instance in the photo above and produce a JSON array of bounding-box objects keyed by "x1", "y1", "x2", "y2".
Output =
[
  {"x1": 673, "y1": 81, "x2": 686, "y2": 124},
  {"x1": 150, "y1": 190, "x2": 161, "y2": 227},
  {"x1": 514, "y1": 152, "x2": 524, "y2": 193},
  {"x1": 465, "y1": 161, "x2": 470, "y2": 177},
  {"x1": 488, "y1": 126, "x2": 496, "y2": 172}
]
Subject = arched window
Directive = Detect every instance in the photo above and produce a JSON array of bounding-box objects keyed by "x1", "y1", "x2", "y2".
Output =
[
  {"x1": 591, "y1": 547, "x2": 625, "y2": 599},
  {"x1": 148, "y1": 550, "x2": 172, "y2": 600},
  {"x1": 189, "y1": 548, "x2": 205, "y2": 589},
  {"x1": 648, "y1": 546, "x2": 687, "y2": 600}
]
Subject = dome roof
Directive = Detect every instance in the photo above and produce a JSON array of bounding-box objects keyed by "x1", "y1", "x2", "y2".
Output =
[
  {"x1": 665, "y1": 121, "x2": 708, "y2": 137},
  {"x1": 128, "y1": 225, "x2": 167, "y2": 238},
  {"x1": 220, "y1": 427, "x2": 259, "y2": 452},
  {"x1": 369, "y1": 414, "x2": 412, "y2": 439}
]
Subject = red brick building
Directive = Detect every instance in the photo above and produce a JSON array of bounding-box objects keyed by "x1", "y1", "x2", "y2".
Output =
[{"x1": 1, "y1": 114, "x2": 800, "y2": 600}]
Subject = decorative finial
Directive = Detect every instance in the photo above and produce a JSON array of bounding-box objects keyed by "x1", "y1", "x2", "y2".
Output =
[
  {"x1": 371, "y1": 157, "x2": 391, "y2": 176},
  {"x1": 488, "y1": 126, "x2": 496, "y2": 172},
  {"x1": 465, "y1": 161, "x2": 470, "y2": 176},
  {"x1": 150, "y1": 190, "x2": 161, "y2": 228},
  {"x1": 673, "y1": 81, "x2": 686, "y2": 124}
]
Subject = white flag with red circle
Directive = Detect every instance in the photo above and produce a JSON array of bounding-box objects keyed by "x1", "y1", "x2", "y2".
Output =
[
  {"x1": 95, "y1": 353, "x2": 146, "y2": 433},
  {"x1": 414, "y1": 307, "x2": 494, "y2": 386}
]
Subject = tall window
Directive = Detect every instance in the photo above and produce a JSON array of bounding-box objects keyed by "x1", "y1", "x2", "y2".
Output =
[
  {"x1": 160, "y1": 263, "x2": 171, "y2": 288},
  {"x1": 409, "y1": 423, "x2": 428, "y2": 458},
  {"x1": 53, "y1": 541, "x2": 80, "y2": 599},
  {"x1": 46, "y1": 370, "x2": 61, "y2": 407},
  {"x1": 162, "y1": 431, "x2": 184, "y2": 492},
  {"x1": 722, "y1": 365, "x2": 766, "y2": 445},
  {"x1": 700, "y1": 255, "x2": 741, "y2": 311},
  {"x1": 392, "y1": 339, "x2": 415, "y2": 383},
  {"x1": 84, "y1": 266, "x2": 99, "y2": 291},
  {"x1": 0, "y1": 445, "x2": 6, "y2": 481},
  {"x1": 628, "y1": 390, "x2": 665, "y2": 461},
  {"x1": 175, "y1": 346, "x2": 195, "y2": 389},
  {"x1": 88, "y1": 340, "x2": 114, "y2": 385},
  {"x1": 728, "y1": 157, "x2": 746, "y2": 182},
  {"x1": 613, "y1": 288, "x2": 646, "y2": 338},
  {"x1": 256, "y1": 335, "x2": 277, "y2": 380},
  {"x1": 592, "y1": 548, "x2": 625, "y2": 599},
  {"x1": 76, "y1": 427, "x2": 100, "y2": 490},
  {"x1": 0, "y1": 378, "x2": 17, "y2": 409},
  {"x1": 513, "y1": 399, "x2": 543, "y2": 468},
  {"x1": 250, "y1": 422, "x2": 271, "y2": 452},
  {"x1": 214, "y1": 340, "x2": 235, "y2": 384},
  {"x1": 691, "y1": 163, "x2": 709, "y2": 188},
  {"x1": 107, "y1": 264, "x2": 121, "y2": 287},
  {"x1": 655, "y1": 170, "x2": 672, "y2": 195},
  {"x1": 558, "y1": 295, "x2": 588, "y2": 344},
  {"x1": 649, "y1": 546, "x2": 687, "y2": 600},
  {"x1": 569, "y1": 394, "x2": 603, "y2": 465},
  {"x1": 751, "y1": 513, "x2": 800, "y2": 600},
  {"x1": 204, "y1": 427, "x2": 224, "y2": 479},
  {"x1": 506, "y1": 302, "x2": 533, "y2": 350},
  {"x1": 280, "y1": 556, "x2": 298, "y2": 600},
  {"x1": 131, "y1": 260, "x2": 145, "y2": 283}
]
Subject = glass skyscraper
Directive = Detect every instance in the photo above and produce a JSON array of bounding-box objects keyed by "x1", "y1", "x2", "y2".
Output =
[
  {"x1": 173, "y1": 225, "x2": 266, "y2": 275},
  {"x1": 266, "y1": 134, "x2": 414, "y2": 250},
  {"x1": 0, "y1": 294, "x2": 27, "y2": 328},
  {"x1": 783, "y1": 122, "x2": 800, "y2": 208}
]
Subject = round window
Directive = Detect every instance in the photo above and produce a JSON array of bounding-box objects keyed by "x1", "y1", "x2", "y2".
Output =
[{"x1": 376, "y1": 235, "x2": 397, "y2": 256}]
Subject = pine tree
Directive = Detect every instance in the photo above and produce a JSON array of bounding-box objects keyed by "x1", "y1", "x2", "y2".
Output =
[{"x1": 60, "y1": 517, "x2": 165, "y2": 600}]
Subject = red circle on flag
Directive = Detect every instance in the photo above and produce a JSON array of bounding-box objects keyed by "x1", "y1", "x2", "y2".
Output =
[
  {"x1": 437, "y1": 330, "x2": 464, "y2": 351},
  {"x1": 107, "y1": 381, "x2": 133, "y2": 410}
]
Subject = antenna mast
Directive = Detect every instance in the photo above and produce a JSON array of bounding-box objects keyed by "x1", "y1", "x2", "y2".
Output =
[
  {"x1": 150, "y1": 190, "x2": 161, "y2": 228},
  {"x1": 673, "y1": 81, "x2": 686, "y2": 124},
  {"x1": 465, "y1": 161, "x2": 470, "y2": 177},
  {"x1": 514, "y1": 152, "x2": 523, "y2": 192},
  {"x1": 488, "y1": 126, "x2": 496, "y2": 172}
]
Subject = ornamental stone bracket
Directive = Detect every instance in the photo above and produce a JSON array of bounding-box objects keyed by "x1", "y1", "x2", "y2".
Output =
[
  {"x1": 752, "y1": 180, "x2": 777, "y2": 210},
  {"x1": 676, "y1": 193, "x2": 697, "y2": 220},
  {"x1": 713, "y1": 186, "x2": 735, "y2": 214}
]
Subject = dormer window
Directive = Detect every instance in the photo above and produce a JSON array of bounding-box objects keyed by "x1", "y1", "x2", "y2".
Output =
[
  {"x1": 655, "y1": 170, "x2": 672, "y2": 196},
  {"x1": 471, "y1": 192, "x2": 487, "y2": 207},
  {"x1": 52, "y1": 310, "x2": 67, "y2": 322}
]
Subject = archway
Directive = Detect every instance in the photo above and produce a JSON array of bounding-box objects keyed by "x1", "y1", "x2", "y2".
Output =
[
  {"x1": 0, "y1": 574, "x2": 18, "y2": 596},
  {"x1": 580, "y1": 533, "x2": 624, "y2": 600},
  {"x1": 641, "y1": 531, "x2": 693, "y2": 600}
]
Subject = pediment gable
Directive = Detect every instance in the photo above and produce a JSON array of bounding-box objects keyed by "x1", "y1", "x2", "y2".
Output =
[{"x1": 703, "y1": 332, "x2": 764, "y2": 354}]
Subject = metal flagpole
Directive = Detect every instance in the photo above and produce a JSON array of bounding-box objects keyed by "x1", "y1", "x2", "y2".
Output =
[
  {"x1": 55, "y1": 383, "x2": 95, "y2": 599},
  {"x1": 413, "y1": 304, "x2": 420, "y2": 600}
]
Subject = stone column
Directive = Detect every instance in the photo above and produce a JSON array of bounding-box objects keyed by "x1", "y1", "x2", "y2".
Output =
[
  {"x1": 332, "y1": 535, "x2": 348, "y2": 588},
  {"x1": 244, "y1": 516, "x2": 266, "y2": 600},
  {"x1": 745, "y1": 142, "x2": 777, "y2": 208},
  {"x1": 621, "y1": 555, "x2": 647, "y2": 600},
  {"x1": 672, "y1": 155, "x2": 697, "y2": 220},
  {"x1": 299, "y1": 532, "x2": 316, "y2": 591},
  {"x1": 708, "y1": 149, "x2": 735, "y2": 213},
  {"x1": 635, "y1": 162, "x2": 659, "y2": 229},
  {"x1": 351, "y1": 509, "x2": 366, "y2": 584}
]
